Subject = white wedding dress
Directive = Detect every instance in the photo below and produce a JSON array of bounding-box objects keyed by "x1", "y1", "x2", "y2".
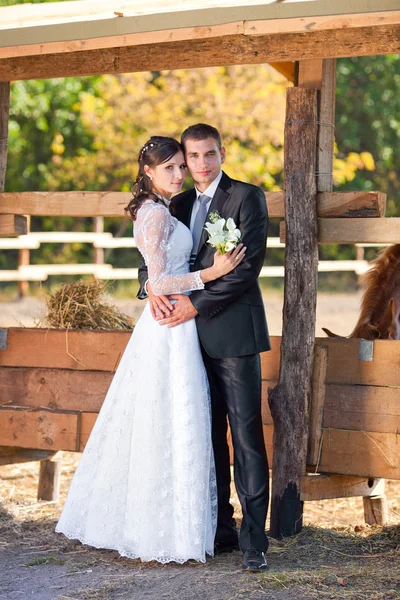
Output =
[{"x1": 56, "y1": 200, "x2": 217, "y2": 563}]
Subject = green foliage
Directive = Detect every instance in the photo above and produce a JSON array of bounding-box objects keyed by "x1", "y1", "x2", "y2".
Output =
[
  {"x1": 335, "y1": 55, "x2": 400, "y2": 216},
  {"x1": 3, "y1": 56, "x2": 399, "y2": 282}
]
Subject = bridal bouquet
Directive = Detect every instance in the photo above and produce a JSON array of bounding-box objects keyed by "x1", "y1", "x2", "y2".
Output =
[{"x1": 204, "y1": 210, "x2": 242, "y2": 255}]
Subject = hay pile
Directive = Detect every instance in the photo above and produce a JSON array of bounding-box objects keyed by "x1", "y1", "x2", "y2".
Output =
[{"x1": 40, "y1": 279, "x2": 135, "y2": 331}]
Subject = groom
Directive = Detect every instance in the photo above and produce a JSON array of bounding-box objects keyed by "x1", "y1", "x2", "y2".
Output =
[{"x1": 138, "y1": 123, "x2": 270, "y2": 572}]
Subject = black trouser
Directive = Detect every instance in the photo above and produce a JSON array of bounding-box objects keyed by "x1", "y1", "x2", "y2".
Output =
[{"x1": 202, "y1": 350, "x2": 269, "y2": 552}]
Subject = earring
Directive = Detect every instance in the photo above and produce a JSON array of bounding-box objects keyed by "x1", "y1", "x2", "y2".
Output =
[{"x1": 149, "y1": 176, "x2": 152, "y2": 181}]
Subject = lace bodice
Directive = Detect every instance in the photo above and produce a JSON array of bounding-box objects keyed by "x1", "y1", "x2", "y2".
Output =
[{"x1": 134, "y1": 201, "x2": 204, "y2": 296}]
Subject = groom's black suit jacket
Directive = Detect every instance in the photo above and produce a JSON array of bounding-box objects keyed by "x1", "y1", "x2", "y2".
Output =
[{"x1": 138, "y1": 171, "x2": 271, "y2": 359}]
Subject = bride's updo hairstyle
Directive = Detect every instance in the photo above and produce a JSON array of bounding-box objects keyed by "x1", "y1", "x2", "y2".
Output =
[{"x1": 124, "y1": 136, "x2": 183, "y2": 221}]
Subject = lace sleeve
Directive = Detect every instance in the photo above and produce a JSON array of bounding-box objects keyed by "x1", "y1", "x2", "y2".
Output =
[{"x1": 134, "y1": 202, "x2": 204, "y2": 296}]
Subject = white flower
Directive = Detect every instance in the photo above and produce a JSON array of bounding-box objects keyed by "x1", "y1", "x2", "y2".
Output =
[
  {"x1": 203, "y1": 215, "x2": 242, "y2": 254},
  {"x1": 204, "y1": 219, "x2": 225, "y2": 236},
  {"x1": 207, "y1": 234, "x2": 226, "y2": 246},
  {"x1": 225, "y1": 241, "x2": 236, "y2": 252}
]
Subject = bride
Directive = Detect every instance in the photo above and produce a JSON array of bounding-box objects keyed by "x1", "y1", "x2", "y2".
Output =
[{"x1": 56, "y1": 136, "x2": 245, "y2": 564}]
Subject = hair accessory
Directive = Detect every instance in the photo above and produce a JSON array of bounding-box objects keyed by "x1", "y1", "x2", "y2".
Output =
[{"x1": 140, "y1": 141, "x2": 156, "y2": 160}]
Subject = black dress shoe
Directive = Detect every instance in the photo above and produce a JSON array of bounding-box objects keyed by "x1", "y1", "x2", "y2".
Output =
[
  {"x1": 242, "y1": 549, "x2": 268, "y2": 572},
  {"x1": 214, "y1": 541, "x2": 240, "y2": 555}
]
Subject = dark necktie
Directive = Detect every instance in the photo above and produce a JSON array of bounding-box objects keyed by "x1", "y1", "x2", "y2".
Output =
[{"x1": 190, "y1": 194, "x2": 210, "y2": 266}]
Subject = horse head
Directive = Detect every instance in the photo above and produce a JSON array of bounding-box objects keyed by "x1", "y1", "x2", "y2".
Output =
[{"x1": 322, "y1": 245, "x2": 400, "y2": 341}]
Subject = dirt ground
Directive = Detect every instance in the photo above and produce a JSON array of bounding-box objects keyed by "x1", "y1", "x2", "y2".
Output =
[{"x1": 0, "y1": 292, "x2": 399, "y2": 600}]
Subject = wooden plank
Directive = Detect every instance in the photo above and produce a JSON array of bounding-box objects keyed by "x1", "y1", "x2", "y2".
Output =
[
  {"x1": 79, "y1": 412, "x2": 98, "y2": 451},
  {"x1": 319, "y1": 217, "x2": 400, "y2": 243},
  {"x1": 0, "y1": 81, "x2": 9, "y2": 192},
  {"x1": 323, "y1": 384, "x2": 400, "y2": 434},
  {"x1": 318, "y1": 428, "x2": 400, "y2": 479},
  {"x1": 280, "y1": 217, "x2": 400, "y2": 243},
  {"x1": 308, "y1": 344, "x2": 328, "y2": 465},
  {"x1": 0, "y1": 445, "x2": 56, "y2": 466},
  {"x1": 297, "y1": 59, "x2": 336, "y2": 193},
  {"x1": 298, "y1": 59, "x2": 324, "y2": 88},
  {"x1": 0, "y1": 191, "x2": 130, "y2": 217},
  {"x1": 0, "y1": 328, "x2": 131, "y2": 371},
  {"x1": 363, "y1": 495, "x2": 389, "y2": 525},
  {"x1": 323, "y1": 338, "x2": 400, "y2": 387},
  {"x1": 316, "y1": 191, "x2": 386, "y2": 218},
  {"x1": 1, "y1": 25, "x2": 399, "y2": 82},
  {"x1": 262, "y1": 337, "x2": 400, "y2": 388},
  {"x1": 301, "y1": 474, "x2": 385, "y2": 501},
  {"x1": 0, "y1": 214, "x2": 27, "y2": 237},
  {"x1": 0, "y1": 367, "x2": 112, "y2": 412},
  {"x1": 2, "y1": 10, "x2": 400, "y2": 61},
  {"x1": 268, "y1": 87, "x2": 319, "y2": 538},
  {"x1": 318, "y1": 60, "x2": 336, "y2": 193},
  {"x1": 0, "y1": 407, "x2": 78, "y2": 451},
  {"x1": 0, "y1": 190, "x2": 385, "y2": 218}
]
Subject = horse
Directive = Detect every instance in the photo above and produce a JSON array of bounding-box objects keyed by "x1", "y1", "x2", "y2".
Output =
[{"x1": 323, "y1": 244, "x2": 400, "y2": 340}]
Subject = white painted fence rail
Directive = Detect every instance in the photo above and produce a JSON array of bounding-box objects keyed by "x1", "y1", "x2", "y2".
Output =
[{"x1": 0, "y1": 234, "x2": 382, "y2": 282}]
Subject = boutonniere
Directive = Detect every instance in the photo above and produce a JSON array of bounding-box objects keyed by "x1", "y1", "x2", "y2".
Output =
[{"x1": 204, "y1": 211, "x2": 242, "y2": 255}]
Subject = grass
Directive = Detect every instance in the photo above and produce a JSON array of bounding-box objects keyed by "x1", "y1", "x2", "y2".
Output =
[{"x1": 24, "y1": 555, "x2": 65, "y2": 567}]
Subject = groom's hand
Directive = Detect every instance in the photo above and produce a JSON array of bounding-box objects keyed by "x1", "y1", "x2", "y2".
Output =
[
  {"x1": 147, "y1": 283, "x2": 174, "y2": 321},
  {"x1": 159, "y1": 295, "x2": 198, "y2": 328}
]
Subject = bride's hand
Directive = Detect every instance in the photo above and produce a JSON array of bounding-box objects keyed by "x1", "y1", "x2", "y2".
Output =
[{"x1": 211, "y1": 243, "x2": 246, "y2": 278}]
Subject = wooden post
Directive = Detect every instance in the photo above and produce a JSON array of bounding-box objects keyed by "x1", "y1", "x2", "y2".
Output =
[
  {"x1": 37, "y1": 455, "x2": 61, "y2": 502},
  {"x1": 0, "y1": 81, "x2": 10, "y2": 192},
  {"x1": 268, "y1": 87, "x2": 319, "y2": 538},
  {"x1": 93, "y1": 216, "x2": 104, "y2": 264},
  {"x1": 363, "y1": 493, "x2": 389, "y2": 526}
]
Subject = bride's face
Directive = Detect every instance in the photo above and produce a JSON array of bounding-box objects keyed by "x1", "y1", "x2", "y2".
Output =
[{"x1": 145, "y1": 151, "x2": 187, "y2": 199}]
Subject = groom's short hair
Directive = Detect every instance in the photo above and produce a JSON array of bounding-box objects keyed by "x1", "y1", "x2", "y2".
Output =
[{"x1": 181, "y1": 123, "x2": 222, "y2": 150}]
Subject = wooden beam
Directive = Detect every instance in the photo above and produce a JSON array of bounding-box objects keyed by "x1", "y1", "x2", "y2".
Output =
[
  {"x1": 0, "y1": 445, "x2": 56, "y2": 466},
  {"x1": 268, "y1": 87, "x2": 319, "y2": 539},
  {"x1": 297, "y1": 59, "x2": 336, "y2": 193},
  {"x1": 0, "y1": 367, "x2": 112, "y2": 412},
  {"x1": 0, "y1": 190, "x2": 386, "y2": 218},
  {"x1": 318, "y1": 217, "x2": 400, "y2": 243},
  {"x1": 323, "y1": 384, "x2": 400, "y2": 434},
  {"x1": 0, "y1": 25, "x2": 399, "y2": 82},
  {"x1": 0, "y1": 327, "x2": 130, "y2": 371},
  {"x1": 308, "y1": 344, "x2": 328, "y2": 466},
  {"x1": 261, "y1": 337, "x2": 400, "y2": 388},
  {"x1": 2, "y1": 10, "x2": 400, "y2": 61},
  {"x1": 318, "y1": 428, "x2": 400, "y2": 480},
  {"x1": 0, "y1": 214, "x2": 27, "y2": 236},
  {"x1": 280, "y1": 217, "x2": 400, "y2": 243},
  {"x1": 0, "y1": 82, "x2": 9, "y2": 192},
  {"x1": 0, "y1": 407, "x2": 78, "y2": 451},
  {"x1": 301, "y1": 474, "x2": 385, "y2": 501}
]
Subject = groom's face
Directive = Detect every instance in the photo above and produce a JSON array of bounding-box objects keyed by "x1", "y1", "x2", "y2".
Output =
[{"x1": 183, "y1": 137, "x2": 226, "y2": 191}]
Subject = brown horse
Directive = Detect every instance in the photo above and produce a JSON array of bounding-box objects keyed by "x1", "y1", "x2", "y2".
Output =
[{"x1": 323, "y1": 244, "x2": 400, "y2": 340}]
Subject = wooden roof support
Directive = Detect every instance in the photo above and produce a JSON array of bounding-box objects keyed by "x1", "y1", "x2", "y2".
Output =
[
  {"x1": 268, "y1": 86, "x2": 319, "y2": 539},
  {"x1": 0, "y1": 24, "x2": 399, "y2": 81}
]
